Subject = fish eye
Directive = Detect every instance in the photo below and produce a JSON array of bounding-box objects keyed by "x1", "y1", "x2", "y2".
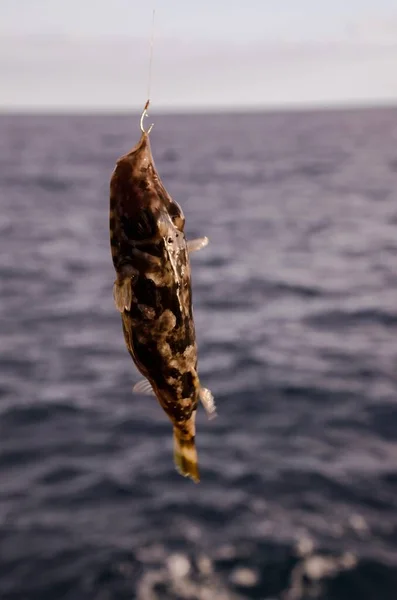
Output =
[
  {"x1": 172, "y1": 215, "x2": 185, "y2": 231},
  {"x1": 167, "y1": 200, "x2": 185, "y2": 231}
]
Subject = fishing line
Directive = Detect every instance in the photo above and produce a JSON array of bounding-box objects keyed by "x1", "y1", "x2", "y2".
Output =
[
  {"x1": 147, "y1": 7, "x2": 156, "y2": 102},
  {"x1": 140, "y1": 7, "x2": 156, "y2": 134}
]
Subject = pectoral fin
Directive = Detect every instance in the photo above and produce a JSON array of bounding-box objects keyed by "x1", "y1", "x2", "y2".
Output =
[
  {"x1": 199, "y1": 387, "x2": 217, "y2": 420},
  {"x1": 187, "y1": 237, "x2": 209, "y2": 253},
  {"x1": 113, "y1": 265, "x2": 138, "y2": 313},
  {"x1": 132, "y1": 379, "x2": 156, "y2": 396},
  {"x1": 113, "y1": 279, "x2": 134, "y2": 312}
]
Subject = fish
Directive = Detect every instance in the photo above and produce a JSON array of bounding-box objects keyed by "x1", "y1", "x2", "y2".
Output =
[{"x1": 109, "y1": 108, "x2": 216, "y2": 482}]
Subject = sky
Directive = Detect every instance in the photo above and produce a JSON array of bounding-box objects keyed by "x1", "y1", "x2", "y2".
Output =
[{"x1": 1, "y1": 0, "x2": 397, "y2": 112}]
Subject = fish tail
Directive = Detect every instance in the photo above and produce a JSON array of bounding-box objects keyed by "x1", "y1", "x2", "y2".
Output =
[{"x1": 173, "y1": 425, "x2": 200, "y2": 483}]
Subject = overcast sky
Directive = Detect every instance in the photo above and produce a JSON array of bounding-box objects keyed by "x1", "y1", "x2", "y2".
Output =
[{"x1": 1, "y1": 0, "x2": 397, "y2": 112}]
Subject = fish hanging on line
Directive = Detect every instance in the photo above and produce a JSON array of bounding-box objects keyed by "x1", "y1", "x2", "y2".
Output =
[{"x1": 109, "y1": 100, "x2": 216, "y2": 482}]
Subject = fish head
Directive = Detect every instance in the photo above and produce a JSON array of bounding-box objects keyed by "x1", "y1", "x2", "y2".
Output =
[{"x1": 111, "y1": 132, "x2": 186, "y2": 246}]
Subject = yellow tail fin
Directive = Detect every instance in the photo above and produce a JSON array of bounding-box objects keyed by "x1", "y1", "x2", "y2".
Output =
[{"x1": 173, "y1": 427, "x2": 200, "y2": 483}]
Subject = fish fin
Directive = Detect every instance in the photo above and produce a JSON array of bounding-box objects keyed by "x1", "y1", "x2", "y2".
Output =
[
  {"x1": 187, "y1": 237, "x2": 209, "y2": 253},
  {"x1": 113, "y1": 278, "x2": 133, "y2": 312},
  {"x1": 132, "y1": 379, "x2": 156, "y2": 396},
  {"x1": 173, "y1": 427, "x2": 200, "y2": 483},
  {"x1": 199, "y1": 387, "x2": 217, "y2": 420}
]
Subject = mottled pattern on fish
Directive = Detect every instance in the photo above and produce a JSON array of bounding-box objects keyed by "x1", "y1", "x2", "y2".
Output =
[{"x1": 109, "y1": 131, "x2": 215, "y2": 482}]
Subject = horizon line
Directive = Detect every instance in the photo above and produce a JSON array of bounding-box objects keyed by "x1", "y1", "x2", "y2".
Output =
[{"x1": 1, "y1": 100, "x2": 396, "y2": 118}]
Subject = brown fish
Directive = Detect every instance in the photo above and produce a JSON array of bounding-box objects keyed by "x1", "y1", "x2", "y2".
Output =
[{"x1": 109, "y1": 106, "x2": 216, "y2": 482}]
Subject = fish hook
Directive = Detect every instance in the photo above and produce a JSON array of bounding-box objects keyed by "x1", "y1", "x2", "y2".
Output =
[{"x1": 140, "y1": 99, "x2": 154, "y2": 134}]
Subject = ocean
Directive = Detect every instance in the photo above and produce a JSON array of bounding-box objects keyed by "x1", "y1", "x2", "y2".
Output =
[{"x1": 1, "y1": 108, "x2": 397, "y2": 599}]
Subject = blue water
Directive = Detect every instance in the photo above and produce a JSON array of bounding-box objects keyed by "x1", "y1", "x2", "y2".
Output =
[{"x1": 1, "y1": 108, "x2": 397, "y2": 599}]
